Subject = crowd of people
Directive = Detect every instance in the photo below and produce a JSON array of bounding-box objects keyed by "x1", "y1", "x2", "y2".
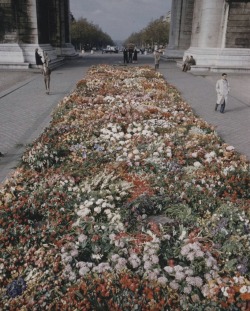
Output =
[{"x1": 123, "y1": 47, "x2": 138, "y2": 64}]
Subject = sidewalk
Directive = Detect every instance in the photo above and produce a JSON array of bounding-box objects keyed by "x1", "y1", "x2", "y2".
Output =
[
  {"x1": 0, "y1": 56, "x2": 249, "y2": 184},
  {"x1": 0, "y1": 58, "x2": 89, "y2": 183},
  {"x1": 159, "y1": 61, "x2": 250, "y2": 161}
]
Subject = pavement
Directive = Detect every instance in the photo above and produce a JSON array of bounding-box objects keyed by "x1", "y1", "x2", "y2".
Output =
[{"x1": 0, "y1": 54, "x2": 250, "y2": 184}]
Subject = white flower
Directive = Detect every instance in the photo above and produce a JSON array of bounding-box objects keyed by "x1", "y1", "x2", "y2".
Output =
[
  {"x1": 158, "y1": 276, "x2": 168, "y2": 285},
  {"x1": 77, "y1": 208, "x2": 91, "y2": 217},
  {"x1": 179, "y1": 230, "x2": 187, "y2": 240},
  {"x1": 151, "y1": 255, "x2": 159, "y2": 264},
  {"x1": 169, "y1": 281, "x2": 179, "y2": 290},
  {"x1": 186, "y1": 252, "x2": 195, "y2": 261},
  {"x1": 194, "y1": 277, "x2": 203, "y2": 287},
  {"x1": 183, "y1": 286, "x2": 192, "y2": 294},
  {"x1": 94, "y1": 206, "x2": 102, "y2": 214},
  {"x1": 78, "y1": 234, "x2": 87, "y2": 243},
  {"x1": 144, "y1": 261, "x2": 152, "y2": 270},
  {"x1": 79, "y1": 266, "x2": 90, "y2": 276},
  {"x1": 221, "y1": 286, "x2": 229, "y2": 297},
  {"x1": 226, "y1": 145, "x2": 235, "y2": 151},
  {"x1": 70, "y1": 249, "x2": 79, "y2": 257},
  {"x1": 92, "y1": 254, "x2": 103, "y2": 260},
  {"x1": 175, "y1": 272, "x2": 185, "y2": 281},
  {"x1": 193, "y1": 161, "x2": 202, "y2": 168},
  {"x1": 164, "y1": 266, "x2": 174, "y2": 274},
  {"x1": 96, "y1": 198, "x2": 104, "y2": 205},
  {"x1": 239, "y1": 285, "x2": 248, "y2": 294}
]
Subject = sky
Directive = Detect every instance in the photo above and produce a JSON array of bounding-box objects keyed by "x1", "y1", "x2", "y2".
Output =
[{"x1": 70, "y1": 0, "x2": 172, "y2": 41}]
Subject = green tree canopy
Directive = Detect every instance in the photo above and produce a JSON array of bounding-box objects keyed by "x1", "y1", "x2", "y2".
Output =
[
  {"x1": 71, "y1": 18, "x2": 114, "y2": 51},
  {"x1": 123, "y1": 16, "x2": 170, "y2": 49}
]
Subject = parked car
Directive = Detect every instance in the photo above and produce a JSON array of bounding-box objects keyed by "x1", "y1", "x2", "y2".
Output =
[{"x1": 102, "y1": 46, "x2": 119, "y2": 53}]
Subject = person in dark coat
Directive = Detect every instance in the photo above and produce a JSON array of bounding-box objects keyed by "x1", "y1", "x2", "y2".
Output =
[
  {"x1": 123, "y1": 47, "x2": 128, "y2": 64},
  {"x1": 128, "y1": 47, "x2": 133, "y2": 63},
  {"x1": 133, "y1": 48, "x2": 138, "y2": 63},
  {"x1": 35, "y1": 48, "x2": 43, "y2": 67}
]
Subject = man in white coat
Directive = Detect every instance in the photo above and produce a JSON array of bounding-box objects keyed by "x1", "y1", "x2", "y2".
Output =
[{"x1": 215, "y1": 73, "x2": 230, "y2": 113}]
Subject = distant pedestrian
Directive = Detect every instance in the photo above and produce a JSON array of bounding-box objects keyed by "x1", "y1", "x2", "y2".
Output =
[
  {"x1": 154, "y1": 50, "x2": 161, "y2": 70},
  {"x1": 35, "y1": 48, "x2": 43, "y2": 68},
  {"x1": 128, "y1": 47, "x2": 133, "y2": 63},
  {"x1": 43, "y1": 51, "x2": 51, "y2": 67},
  {"x1": 123, "y1": 47, "x2": 128, "y2": 64},
  {"x1": 215, "y1": 73, "x2": 230, "y2": 113},
  {"x1": 133, "y1": 48, "x2": 138, "y2": 63},
  {"x1": 42, "y1": 63, "x2": 51, "y2": 94}
]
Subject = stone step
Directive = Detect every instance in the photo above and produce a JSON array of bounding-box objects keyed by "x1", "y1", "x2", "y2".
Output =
[{"x1": 0, "y1": 63, "x2": 30, "y2": 70}]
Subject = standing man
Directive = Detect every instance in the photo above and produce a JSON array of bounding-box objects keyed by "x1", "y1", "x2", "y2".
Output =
[
  {"x1": 154, "y1": 50, "x2": 161, "y2": 70},
  {"x1": 215, "y1": 73, "x2": 230, "y2": 113},
  {"x1": 42, "y1": 63, "x2": 51, "y2": 95},
  {"x1": 123, "y1": 47, "x2": 128, "y2": 64}
]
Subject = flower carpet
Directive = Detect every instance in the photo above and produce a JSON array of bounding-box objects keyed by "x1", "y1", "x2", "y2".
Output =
[{"x1": 0, "y1": 64, "x2": 250, "y2": 310}]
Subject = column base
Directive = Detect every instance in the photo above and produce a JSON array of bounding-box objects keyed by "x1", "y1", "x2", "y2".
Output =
[
  {"x1": 0, "y1": 43, "x2": 66, "y2": 70},
  {"x1": 184, "y1": 47, "x2": 250, "y2": 72},
  {"x1": 164, "y1": 48, "x2": 185, "y2": 59}
]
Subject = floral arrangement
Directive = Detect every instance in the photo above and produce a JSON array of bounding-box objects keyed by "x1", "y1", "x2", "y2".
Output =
[{"x1": 0, "y1": 64, "x2": 249, "y2": 310}]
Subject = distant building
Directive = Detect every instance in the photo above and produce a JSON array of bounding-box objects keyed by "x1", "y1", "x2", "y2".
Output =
[
  {"x1": 166, "y1": 0, "x2": 250, "y2": 71},
  {"x1": 0, "y1": 0, "x2": 77, "y2": 69}
]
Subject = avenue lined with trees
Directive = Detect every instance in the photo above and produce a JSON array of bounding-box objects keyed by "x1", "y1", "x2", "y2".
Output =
[{"x1": 70, "y1": 15, "x2": 170, "y2": 51}]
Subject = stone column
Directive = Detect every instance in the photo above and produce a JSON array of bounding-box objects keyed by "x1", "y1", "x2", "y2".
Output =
[
  {"x1": 165, "y1": 0, "x2": 195, "y2": 58},
  {"x1": 196, "y1": 0, "x2": 225, "y2": 48},
  {"x1": 185, "y1": 0, "x2": 250, "y2": 71}
]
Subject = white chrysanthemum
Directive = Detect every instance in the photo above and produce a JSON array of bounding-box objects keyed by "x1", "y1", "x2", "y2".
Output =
[
  {"x1": 164, "y1": 266, "x2": 174, "y2": 274},
  {"x1": 76, "y1": 208, "x2": 91, "y2": 218},
  {"x1": 144, "y1": 261, "x2": 152, "y2": 270},
  {"x1": 183, "y1": 286, "x2": 192, "y2": 294},
  {"x1": 158, "y1": 276, "x2": 168, "y2": 285},
  {"x1": 169, "y1": 281, "x2": 179, "y2": 290},
  {"x1": 94, "y1": 206, "x2": 102, "y2": 214},
  {"x1": 193, "y1": 161, "x2": 202, "y2": 168},
  {"x1": 96, "y1": 198, "x2": 104, "y2": 205},
  {"x1": 79, "y1": 266, "x2": 91, "y2": 276}
]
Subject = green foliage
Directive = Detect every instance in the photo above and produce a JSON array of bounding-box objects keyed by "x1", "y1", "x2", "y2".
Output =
[
  {"x1": 124, "y1": 16, "x2": 170, "y2": 48},
  {"x1": 71, "y1": 18, "x2": 114, "y2": 50}
]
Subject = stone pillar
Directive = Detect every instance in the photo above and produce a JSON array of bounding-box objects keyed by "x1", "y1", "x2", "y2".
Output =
[
  {"x1": 185, "y1": 0, "x2": 250, "y2": 71},
  {"x1": 196, "y1": 0, "x2": 225, "y2": 48},
  {"x1": 165, "y1": 0, "x2": 195, "y2": 58},
  {"x1": 0, "y1": 0, "x2": 77, "y2": 69}
]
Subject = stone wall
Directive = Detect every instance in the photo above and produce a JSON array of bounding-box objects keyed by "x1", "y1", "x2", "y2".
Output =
[{"x1": 226, "y1": 2, "x2": 250, "y2": 48}]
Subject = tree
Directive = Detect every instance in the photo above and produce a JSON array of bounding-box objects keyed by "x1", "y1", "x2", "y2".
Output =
[
  {"x1": 123, "y1": 16, "x2": 170, "y2": 49},
  {"x1": 71, "y1": 18, "x2": 114, "y2": 51}
]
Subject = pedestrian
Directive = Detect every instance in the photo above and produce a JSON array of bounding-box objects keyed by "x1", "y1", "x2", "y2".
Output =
[
  {"x1": 189, "y1": 55, "x2": 196, "y2": 66},
  {"x1": 123, "y1": 47, "x2": 128, "y2": 64},
  {"x1": 154, "y1": 50, "x2": 161, "y2": 70},
  {"x1": 133, "y1": 48, "x2": 138, "y2": 63},
  {"x1": 215, "y1": 73, "x2": 230, "y2": 113},
  {"x1": 128, "y1": 47, "x2": 133, "y2": 63},
  {"x1": 43, "y1": 51, "x2": 51, "y2": 67},
  {"x1": 182, "y1": 56, "x2": 190, "y2": 72},
  {"x1": 42, "y1": 62, "x2": 51, "y2": 94},
  {"x1": 35, "y1": 48, "x2": 43, "y2": 68}
]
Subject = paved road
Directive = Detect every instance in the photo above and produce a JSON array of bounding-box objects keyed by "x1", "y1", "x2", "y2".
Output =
[{"x1": 0, "y1": 53, "x2": 249, "y2": 183}]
